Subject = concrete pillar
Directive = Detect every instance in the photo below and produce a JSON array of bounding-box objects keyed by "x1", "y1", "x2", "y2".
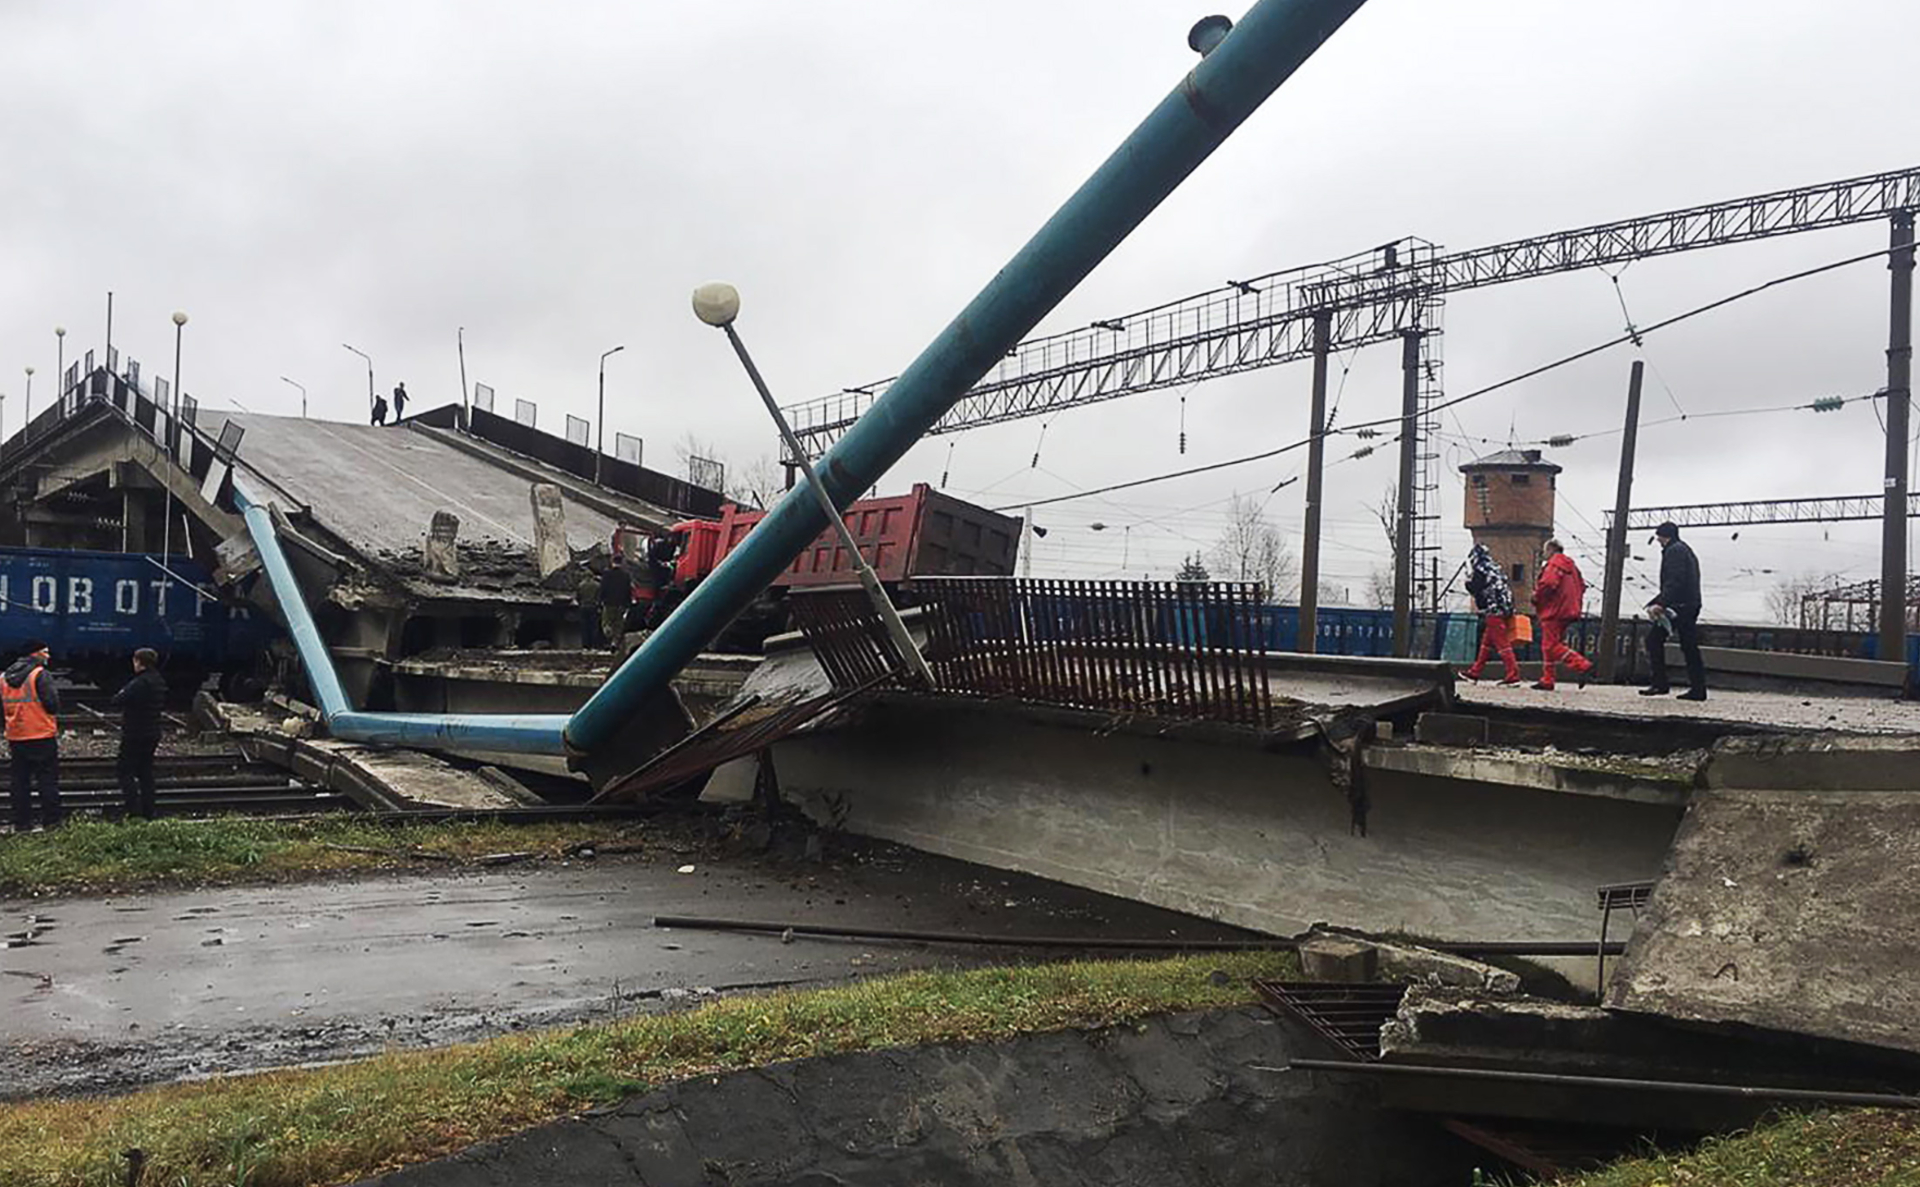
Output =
[
  {"x1": 529, "y1": 483, "x2": 569, "y2": 579},
  {"x1": 424, "y1": 511, "x2": 461, "y2": 579}
]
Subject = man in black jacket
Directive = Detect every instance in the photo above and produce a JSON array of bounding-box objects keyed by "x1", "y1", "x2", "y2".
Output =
[
  {"x1": 112, "y1": 648, "x2": 167, "y2": 820},
  {"x1": 1643, "y1": 521, "x2": 1707, "y2": 701}
]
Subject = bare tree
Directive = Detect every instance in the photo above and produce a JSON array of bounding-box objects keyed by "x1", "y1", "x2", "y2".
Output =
[
  {"x1": 729, "y1": 455, "x2": 784, "y2": 510},
  {"x1": 1765, "y1": 571, "x2": 1845, "y2": 626},
  {"x1": 674, "y1": 436, "x2": 791, "y2": 509},
  {"x1": 1364, "y1": 567, "x2": 1395, "y2": 610},
  {"x1": 1361, "y1": 483, "x2": 1398, "y2": 609},
  {"x1": 1211, "y1": 493, "x2": 1297, "y2": 602}
]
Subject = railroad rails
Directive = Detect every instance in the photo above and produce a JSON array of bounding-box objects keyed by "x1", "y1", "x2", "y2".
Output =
[{"x1": 0, "y1": 753, "x2": 349, "y2": 817}]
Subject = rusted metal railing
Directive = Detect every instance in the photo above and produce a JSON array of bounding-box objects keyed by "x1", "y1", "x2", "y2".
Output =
[{"x1": 916, "y1": 578, "x2": 1275, "y2": 727}]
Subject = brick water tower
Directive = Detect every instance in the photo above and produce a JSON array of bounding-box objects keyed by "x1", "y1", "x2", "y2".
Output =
[{"x1": 1460, "y1": 448, "x2": 1560, "y2": 606}]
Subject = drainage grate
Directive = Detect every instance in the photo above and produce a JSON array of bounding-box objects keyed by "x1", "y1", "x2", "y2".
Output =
[{"x1": 1253, "y1": 979, "x2": 1407, "y2": 1062}]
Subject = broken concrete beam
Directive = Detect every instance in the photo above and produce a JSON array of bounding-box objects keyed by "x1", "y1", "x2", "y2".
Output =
[
  {"x1": 423, "y1": 510, "x2": 461, "y2": 579},
  {"x1": 1307, "y1": 927, "x2": 1519, "y2": 994},
  {"x1": 1414, "y1": 712, "x2": 1489, "y2": 748},
  {"x1": 1299, "y1": 936, "x2": 1380, "y2": 983},
  {"x1": 529, "y1": 483, "x2": 569, "y2": 579},
  {"x1": 1705, "y1": 732, "x2": 1920, "y2": 791},
  {"x1": 1607, "y1": 784, "x2": 1920, "y2": 1059}
]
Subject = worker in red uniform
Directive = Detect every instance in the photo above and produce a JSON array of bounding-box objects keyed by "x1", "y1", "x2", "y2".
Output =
[
  {"x1": 1461, "y1": 544, "x2": 1521, "y2": 685},
  {"x1": 4, "y1": 639, "x2": 64, "y2": 832},
  {"x1": 1531, "y1": 539, "x2": 1593, "y2": 691}
]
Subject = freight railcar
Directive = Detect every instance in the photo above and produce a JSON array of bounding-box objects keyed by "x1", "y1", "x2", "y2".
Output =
[{"x1": 0, "y1": 547, "x2": 272, "y2": 696}]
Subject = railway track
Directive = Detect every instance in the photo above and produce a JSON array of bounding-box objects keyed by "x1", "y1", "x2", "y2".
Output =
[{"x1": 0, "y1": 754, "x2": 351, "y2": 817}]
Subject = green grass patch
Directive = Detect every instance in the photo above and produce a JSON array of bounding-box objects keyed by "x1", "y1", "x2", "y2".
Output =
[
  {"x1": 1561, "y1": 1109, "x2": 1920, "y2": 1187},
  {"x1": 0, "y1": 950, "x2": 1296, "y2": 1187},
  {"x1": 0, "y1": 817, "x2": 640, "y2": 897}
]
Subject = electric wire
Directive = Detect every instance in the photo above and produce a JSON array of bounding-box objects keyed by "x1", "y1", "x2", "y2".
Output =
[{"x1": 997, "y1": 243, "x2": 1902, "y2": 513}]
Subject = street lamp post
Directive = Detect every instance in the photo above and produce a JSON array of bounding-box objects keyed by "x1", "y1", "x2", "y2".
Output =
[
  {"x1": 161, "y1": 312, "x2": 188, "y2": 570},
  {"x1": 689, "y1": 282, "x2": 935, "y2": 686},
  {"x1": 53, "y1": 327, "x2": 64, "y2": 407},
  {"x1": 342, "y1": 343, "x2": 373, "y2": 421},
  {"x1": 22, "y1": 367, "x2": 32, "y2": 424},
  {"x1": 596, "y1": 344, "x2": 625, "y2": 485},
  {"x1": 280, "y1": 376, "x2": 308, "y2": 418}
]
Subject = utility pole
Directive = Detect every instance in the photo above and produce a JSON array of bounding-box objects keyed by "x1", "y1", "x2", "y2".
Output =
[
  {"x1": 1021, "y1": 507, "x2": 1035, "y2": 577},
  {"x1": 1597, "y1": 360, "x2": 1645, "y2": 683},
  {"x1": 1880, "y1": 209, "x2": 1915, "y2": 663},
  {"x1": 1391, "y1": 329, "x2": 1421, "y2": 657},
  {"x1": 1297, "y1": 309, "x2": 1332, "y2": 653},
  {"x1": 458, "y1": 327, "x2": 470, "y2": 417}
]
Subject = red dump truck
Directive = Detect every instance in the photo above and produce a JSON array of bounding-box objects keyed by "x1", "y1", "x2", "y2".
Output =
[{"x1": 614, "y1": 483, "x2": 1022, "y2": 651}]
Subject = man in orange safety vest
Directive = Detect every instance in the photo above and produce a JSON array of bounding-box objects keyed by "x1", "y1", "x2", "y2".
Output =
[{"x1": 4, "y1": 639, "x2": 64, "y2": 832}]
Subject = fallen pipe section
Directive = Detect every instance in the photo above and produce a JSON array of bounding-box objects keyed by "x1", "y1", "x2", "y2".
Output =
[
  {"x1": 565, "y1": 0, "x2": 1370, "y2": 757},
  {"x1": 232, "y1": 478, "x2": 571, "y2": 756}
]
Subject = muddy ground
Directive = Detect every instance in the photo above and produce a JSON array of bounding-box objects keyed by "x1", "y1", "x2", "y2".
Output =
[{"x1": 0, "y1": 829, "x2": 1255, "y2": 1099}]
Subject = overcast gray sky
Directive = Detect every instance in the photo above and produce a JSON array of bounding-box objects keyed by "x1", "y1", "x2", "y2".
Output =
[{"x1": 3, "y1": 0, "x2": 1914, "y2": 621}]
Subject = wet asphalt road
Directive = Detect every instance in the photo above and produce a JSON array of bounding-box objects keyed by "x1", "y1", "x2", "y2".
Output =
[{"x1": 0, "y1": 837, "x2": 1250, "y2": 1098}]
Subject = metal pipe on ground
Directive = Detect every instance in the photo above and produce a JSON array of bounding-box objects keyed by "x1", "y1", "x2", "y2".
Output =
[
  {"x1": 565, "y1": 0, "x2": 1371, "y2": 756},
  {"x1": 651, "y1": 915, "x2": 1624, "y2": 957},
  {"x1": 1278, "y1": 1059, "x2": 1920, "y2": 1110}
]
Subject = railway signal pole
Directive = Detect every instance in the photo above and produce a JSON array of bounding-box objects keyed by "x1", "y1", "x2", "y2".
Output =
[
  {"x1": 1597, "y1": 361, "x2": 1645, "y2": 683},
  {"x1": 1880, "y1": 210, "x2": 1915, "y2": 664}
]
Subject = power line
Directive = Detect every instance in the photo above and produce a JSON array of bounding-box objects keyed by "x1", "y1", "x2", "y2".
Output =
[{"x1": 1000, "y1": 243, "x2": 1902, "y2": 512}]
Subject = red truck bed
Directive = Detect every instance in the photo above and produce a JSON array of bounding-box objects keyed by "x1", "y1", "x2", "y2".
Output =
[{"x1": 672, "y1": 483, "x2": 1020, "y2": 588}]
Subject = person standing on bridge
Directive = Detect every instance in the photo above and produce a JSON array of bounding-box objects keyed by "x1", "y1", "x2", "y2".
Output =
[
  {"x1": 1644, "y1": 521, "x2": 1707, "y2": 701},
  {"x1": 111, "y1": 648, "x2": 167, "y2": 821},
  {"x1": 3, "y1": 640, "x2": 63, "y2": 832},
  {"x1": 1531, "y1": 539, "x2": 1593, "y2": 691},
  {"x1": 598, "y1": 556, "x2": 634, "y2": 652},
  {"x1": 370, "y1": 392, "x2": 389, "y2": 426},
  {"x1": 1461, "y1": 544, "x2": 1521, "y2": 685},
  {"x1": 391, "y1": 381, "x2": 409, "y2": 421}
]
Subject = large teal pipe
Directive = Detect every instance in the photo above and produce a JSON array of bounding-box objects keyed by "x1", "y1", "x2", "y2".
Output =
[
  {"x1": 566, "y1": 0, "x2": 1367, "y2": 754},
  {"x1": 233, "y1": 479, "x2": 570, "y2": 756}
]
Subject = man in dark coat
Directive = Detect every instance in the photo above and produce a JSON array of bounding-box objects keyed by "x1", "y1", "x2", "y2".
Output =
[
  {"x1": 1644, "y1": 521, "x2": 1707, "y2": 701},
  {"x1": 392, "y1": 382, "x2": 409, "y2": 421},
  {"x1": 371, "y1": 394, "x2": 389, "y2": 426},
  {"x1": 111, "y1": 648, "x2": 168, "y2": 820}
]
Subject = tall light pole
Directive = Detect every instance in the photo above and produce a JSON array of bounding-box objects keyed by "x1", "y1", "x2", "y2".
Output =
[
  {"x1": 457, "y1": 327, "x2": 469, "y2": 417},
  {"x1": 690, "y1": 282, "x2": 934, "y2": 687},
  {"x1": 162, "y1": 311, "x2": 188, "y2": 570},
  {"x1": 280, "y1": 376, "x2": 308, "y2": 418},
  {"x1": 22, "y1": 367, "x2": 32, "y2": 424},
  {"x1": 53, "y1": 327, "x2": 65, "y2": 407},
  {"x1": 342, "y1": 343, "x2": 373, "y2": 420},
  {"x1": 596, "y1": 344, "x2": 625, "y2": 485}
]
